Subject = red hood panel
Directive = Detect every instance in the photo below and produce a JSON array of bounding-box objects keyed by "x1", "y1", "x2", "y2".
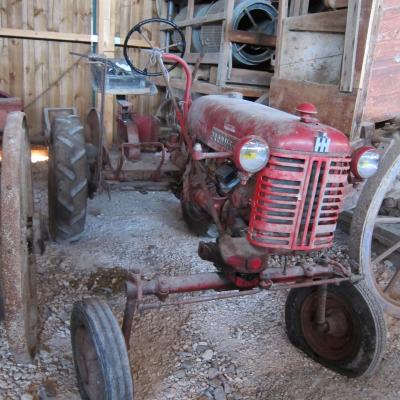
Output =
[{"x1": 188, "y1": 95, "x2": 350, "y2": 155}]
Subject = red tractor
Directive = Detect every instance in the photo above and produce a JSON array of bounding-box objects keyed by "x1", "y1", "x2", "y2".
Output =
[{"x1": 56, "y1": 19, "x2": 386, "y2": 399}]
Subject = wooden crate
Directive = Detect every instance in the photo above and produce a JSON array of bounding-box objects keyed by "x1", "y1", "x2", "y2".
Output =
[
  {"x1": 155, "y1": 0, "x2": 276, "y2": 98},
  {"x1": 269, "y1": 0, "x2": 400, "y2": 140}
]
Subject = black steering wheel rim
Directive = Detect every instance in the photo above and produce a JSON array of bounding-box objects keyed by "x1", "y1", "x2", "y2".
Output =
[{"x1": 123, "y1": 18, "x2": 186, "y2": 77}]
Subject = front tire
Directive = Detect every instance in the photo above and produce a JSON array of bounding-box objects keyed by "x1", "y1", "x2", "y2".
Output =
[
  {"x1": 181, "y1": 200, "x2": 214, "y2": 237},
  {"x1": 48, "y1": 115, "x2": 88, "y2": 242},
  {"x1": 71, "y1": 298, "x2": 134, "y2": 400},
  {"x1": 285, "y1": 281, "x2": 386, "y2": 377}
]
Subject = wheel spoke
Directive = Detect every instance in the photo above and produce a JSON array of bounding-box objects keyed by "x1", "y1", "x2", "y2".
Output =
[
  {"x1": 138, "y1": 29, "x2": 155, "y2": 49},
  {"x1": 244, "y1": 8, "x2": 258, "y2": 29},
  {"x1": 384, "y1": 266, "x2": 400, "y2": 299},
  {"x1": 372, "y1": 239, "x2": 400, "y2": 265},
  {"x1": 375, "y1": 216, "x2": 400, "y2": 224}
]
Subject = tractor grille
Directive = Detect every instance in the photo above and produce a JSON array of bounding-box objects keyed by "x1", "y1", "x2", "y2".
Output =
[{"x1": 248, "y1": 152, "x2": 351, "y2": 251}]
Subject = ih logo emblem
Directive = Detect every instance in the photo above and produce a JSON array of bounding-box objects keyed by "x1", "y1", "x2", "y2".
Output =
[{"x1": 314, "y1": 131, "x2": 330, "y2": 153}]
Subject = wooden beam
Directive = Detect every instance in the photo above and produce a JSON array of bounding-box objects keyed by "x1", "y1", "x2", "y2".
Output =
[
  {"x1": 217, "y1": 0, "x2": 234, "y2": 86},
  {"x1": 275, "y1": 0, "x2": 290, "y2": 78},
  {"x1": 160, "y1": 12, "x2": 226, "y2": 29},
  {"x1": 340, "y1": 0, "x2": 362, "y2": 92},
  {"x1": 184, "y1": 0, "x2": 195, "y2": 57},
  {"x1": 287, "y1": 9, "x2": 347, "y2": 33},
  {"x1": 97, "y1": 0, "x2": 116, "y2": 147},
  {"x1": 290, "y1": 0, "x2": 310, "y2": 16},
  {"x1": 0, "y1": 27, "x2": 150, "y2": 48},
  {"x1": 185, "y1": 52, "x2": 219, "y2": 64},
  {"x1": 229, "y1": 30, "x2": 276, "y2": 47},
  {"x1": 153, "y1": 77, "x2": 266, "y2": 97},
  {"x1": 326, "y1": 0, "x2": 349, "y2": 8},
  {"x1": 210, "y1": 67, "x2": 273, "y2": 86}
]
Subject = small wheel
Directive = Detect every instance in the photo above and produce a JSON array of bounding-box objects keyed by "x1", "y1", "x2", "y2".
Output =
[
  {"x1": 285, "y1": 281, "x2": 386, "y2": 378},
  {"x1": 350, "y1": 136, "x2": 400, "y2": 317},
  {"x1": 71, "y1": 298, "x2": 134, "y2": 400},
  {"x1": 48, "y1": 115, "x2": 88, "y2": 242},
  {"x1": 181, "y1": 200, "x2": 214, "y2": 237},
  {"x1": 0, "y1": 112, "x2": 38, "y2": 362},
  {"x1": 123, "y1": 18, "x2": 186, "y2": 77}
]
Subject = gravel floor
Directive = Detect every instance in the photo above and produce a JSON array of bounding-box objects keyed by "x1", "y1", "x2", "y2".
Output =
[{"x1": 1, "y1": 162, "x2": 400, "y2": 400}]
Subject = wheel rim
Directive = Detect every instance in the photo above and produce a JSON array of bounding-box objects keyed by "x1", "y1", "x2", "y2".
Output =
[
  {"x1": 75, "y1": 325, "x2": 104, "y2": 399},
  {"x1": 0, "y1": 112, "x2": 38, "y2": 361},
  {"x1": 300, "y1": 292, "x2": 358, "y2": 361},
  {"x1": 357, "y1": 139, "x2": 400, "y2": 316}
]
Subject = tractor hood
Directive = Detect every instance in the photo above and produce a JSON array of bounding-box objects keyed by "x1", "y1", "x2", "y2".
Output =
[{"x1": 187, "y1": 95, "x2": 350, "y2": 155}]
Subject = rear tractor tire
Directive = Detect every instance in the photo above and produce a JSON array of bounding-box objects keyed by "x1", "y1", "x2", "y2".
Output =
[
  {"x1": 48, "y1": 115, "x2": 88, "y2": 242},
  {"x1": 71, "y1": 298, "x2": 134, "y2": 400},
  {"x1": 285, "y1": 280, "x2": 386, "y2": 378}
]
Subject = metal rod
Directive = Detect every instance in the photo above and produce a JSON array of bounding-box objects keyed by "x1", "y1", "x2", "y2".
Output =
[
  {"x1": 138, "y1": 288, "x2": 260, "y2": 312},
  {"x1": 315, "y1": 284, "x2": 328, "y2": 325},
  {"x1": 269, "y1": 277, "x2": 350, "y2": 291}
]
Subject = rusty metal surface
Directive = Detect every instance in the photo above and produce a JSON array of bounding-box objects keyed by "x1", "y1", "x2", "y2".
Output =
[
  {"x1": 0, "y1": 95, "x2": 23, "y2": 133},
  {"x1": 0, "y1": 111, "x2": 38, "y2": 362},
  {"x1": 301, "y1": 290, "x2": 357, "y2": 361}
]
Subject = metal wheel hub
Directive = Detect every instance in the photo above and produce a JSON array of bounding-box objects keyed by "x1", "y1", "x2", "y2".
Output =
[{"x1": 301, "y1": 292, "x2": 357, "y2": 361}]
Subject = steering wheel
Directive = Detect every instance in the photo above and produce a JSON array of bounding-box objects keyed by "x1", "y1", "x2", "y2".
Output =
[{"x1": 123, "y1": 18, "x2": 186, "y2": 77}]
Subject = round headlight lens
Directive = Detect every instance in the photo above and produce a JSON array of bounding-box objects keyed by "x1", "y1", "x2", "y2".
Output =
[
  {"x1": 352, "y1": 147, "x2": 380, "y2": 179},
  {"x1": 234, "y1": 136, "x2": 270, "y2": 173}
]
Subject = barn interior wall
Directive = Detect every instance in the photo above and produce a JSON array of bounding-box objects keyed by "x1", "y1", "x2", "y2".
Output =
[{"x1": 0, "y1": 0, "x2": 160, "y2": 137}]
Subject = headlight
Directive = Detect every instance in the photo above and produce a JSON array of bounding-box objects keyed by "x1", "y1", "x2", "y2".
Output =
[
  {"x1": 234, "y1": 136, "x2": 270, "y2": 173},
  {"x1": 351, "y1": 147, "x2": 380, "y2": 179}
]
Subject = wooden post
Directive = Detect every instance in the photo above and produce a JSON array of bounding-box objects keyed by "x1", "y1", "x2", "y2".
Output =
[
  {"x1": 184, "y1": 0, "x2": 195, "y2": 57},
  {"x1": 340, "y1": 0, "x2": 361, "y2": 92},
  {"x1": 97, "y1": 0, "x2": 116, "y2": 147},
  {"x1": 216, "y1": 0, "x2": 234, "y2": 86},
  {"x1": 274, "y1": 0, "x2": 289, "y2": 79}
]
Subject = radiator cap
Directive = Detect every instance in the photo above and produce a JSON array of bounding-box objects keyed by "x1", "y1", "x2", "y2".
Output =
[{"x1": 296, "y1": 103, "x2": 319, "y2": 123}]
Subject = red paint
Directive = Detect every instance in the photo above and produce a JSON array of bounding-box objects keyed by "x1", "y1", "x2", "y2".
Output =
[
  {"x1": 187, "y1": 96, "x2": 351, "y2": 155},
  {"x1": 248, "y1": 151, "x2": 351, "y2": 252},
  {"x1": 296, "y1": 103, "x2": 318, "y2": 115}
]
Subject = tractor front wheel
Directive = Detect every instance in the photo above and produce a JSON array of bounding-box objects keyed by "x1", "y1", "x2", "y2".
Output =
[
  {"x1": 71, "y1": 298, "x2": 134, "y2": 400},
  {"x1": 285, "y1": 281, "x2": 386, "y2": 378},
  {"x1": 48, "y1": 115, "x2": 88, "y2": 242},
  {"x1": 181, "y1": 200, "x2": 215, "y2": 237}
]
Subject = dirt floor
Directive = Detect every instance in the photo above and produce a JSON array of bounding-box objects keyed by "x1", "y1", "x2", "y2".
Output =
[{"x1": 1, "y1": 162, "x2": 400, "y2": 400}]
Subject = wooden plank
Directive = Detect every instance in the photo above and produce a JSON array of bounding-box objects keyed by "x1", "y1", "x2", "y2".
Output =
[
  {"x1": 33, "y1": 0, "x2": 49, "y2": 136},
  {"x1": 217, "y1": 0, "x2": 234, "y2": 86},
  {"x1": 269, "y1": 78, "x2": 357, "y2": 135},
  {"x1": 275, "y1": 0, "x2": 289, "y2": 78},
  {"x1": 184, "y1": 0, "x2": 195, "y2": 57},
  {"x1": 97, "y1": 0, "x2": 116, "y2": 146},
  {"x1": 287, "y1": 9, "x2": 348, "y2": 33},
  {"x1": 209, "y1": 67, "x2": 272, "y2": 86},
  {"x1": 0, "y1": 27, "x2": 150, "y2": 48},
  {"x1": 229, "y1": 30, "x2": 276, "y2": 47},
  {"x1": 6, "y1": 0, "x2": 23, "y2": 99},
  {"x1": 290, "y1": 0, "x2": 310, "y2": 16},
  {"x1": 0, "y1": 1, "x2": 10, "y2": 95},
  {"x1": 22, "y1": 0, "x2": 35, "y2": 133},
  {"x1": 278, "y1": 30, "x2": 345, "y2": 84},
  {"x1": 326, "y1": 0, "x2": 349, "y2": 8},
  {"x1": 340, "y1": 0, "x2": 361, "y2": 92},
  {"x1": 185, "y1": 52, "x2": 219, "y2": 64},
  {"x1": 153, "y1": 76, "x2": 266, "y2": 98},
  {"x1": 161, "y1": 12, "x2": 226, "y2": 29}
]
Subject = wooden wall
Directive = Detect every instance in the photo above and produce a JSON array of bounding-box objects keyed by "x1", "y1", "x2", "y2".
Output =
[
  {"x1": 363, "y1": 0, "x2": 400, "y2": 123},
  {"x1": 0, "y1": 0, "x2": 160, "y2": 138}
]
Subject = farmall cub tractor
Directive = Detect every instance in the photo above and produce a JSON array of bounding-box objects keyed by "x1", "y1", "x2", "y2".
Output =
[{"x1": 46, "y1": 19, "x2": 387, "y2": 399}]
